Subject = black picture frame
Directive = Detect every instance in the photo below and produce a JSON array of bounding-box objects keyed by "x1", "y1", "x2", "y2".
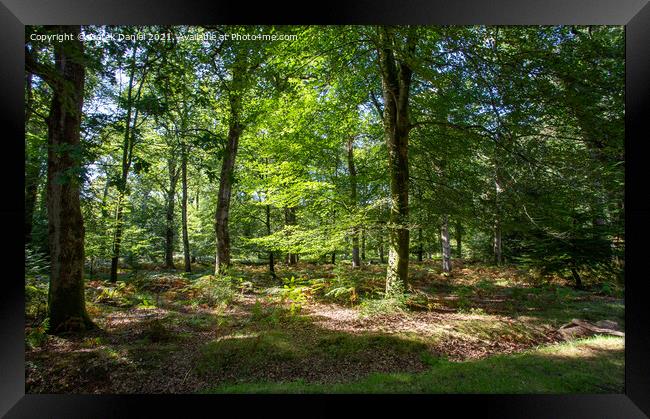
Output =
[{"x1": 2, "y1": 1, "x2": 649, "y2": 417}]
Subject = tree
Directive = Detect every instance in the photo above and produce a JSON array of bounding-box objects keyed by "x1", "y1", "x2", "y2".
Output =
[
  {"x1": 26, "y1": 25, "x2": 94, "y2": 332},
  {"x1": 25, "y1": 24, "x2": 624, "y2": 300},
  {"x1": 181, "y1": 145, "x2": 191, "y2": 272},
  {"x1": 376, "y1": 26, "x2": 415, "y2": 297},
  {"x1": 347, "y1": 136, "x2": 361, "y2": 268},
  {"x1": 210, "y1": 30, "x2": 265, "y2": 275},
  {"x1": 108, "y1": 29, "x2": 157, "y2": 282}
]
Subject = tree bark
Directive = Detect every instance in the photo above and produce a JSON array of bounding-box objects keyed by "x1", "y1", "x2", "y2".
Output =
[
  {"x1": 417, "y1": 227, "x2": 423, "y2": 262},
  {"x1": 36, "y1": 26, "x2": 94, "y2": 332},
  {"x1": 455, "y1": 220, "x2": 462, "y2": 258},
  {"x1": 284, "y1": 207, "x2": 297, "y2": 265},
  {"x1": 266, "y1": 204, "x2": 276, "y2": 278},
  {"x1": 347, "y1": 136, "x2": 361, "y2": 268},
  {"x1": 214, "y1": 109, "x2": 241, "y2": 275},
  {"x1": 164, "y1": 157, "x2": 179, "y2": 269},
  {"x1": 181, "y1": 146, "x2": 191, "y2": 272},
  {"x1": 110, "y1": 45, "x2": 144, "y2": 282},
  {"x1": 494, "y1": 219, "x2": 502, "y2": 266},
  {"x1": 110, "y1": 203, "x2": 124, "y2": 282},
  {"x1": 441, "y1": 215, "x2": 452, "y2": 273},
  {"x1": 493, "y1": 151, "x2": 503, "y2": 266},
  {"x1": 378, "y1": 26, "x2": 414, "y2": 297},
  {"x1": 571, "y1": 266, "x2": 583, "y2": 289},
  {"x1": 214, "y1": 51, "x2": 249, "y2": 276}
]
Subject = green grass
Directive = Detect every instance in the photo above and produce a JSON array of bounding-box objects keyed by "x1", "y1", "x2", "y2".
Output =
[
  {"x1": 316, "y1": 332, "x2": 428, "y2": 359},
  {"x1": 197, "y1": 330, "x2": 305, "y2": 374},
  {"x1": 195, "y1": 326, "x2": 432, "y2": 380},
  {"x1": 28, "y1": 261, "x2": 624, "y2": 394},
  {"x1": 203, "y1": 336, "x2": 624, "y2": 394}
]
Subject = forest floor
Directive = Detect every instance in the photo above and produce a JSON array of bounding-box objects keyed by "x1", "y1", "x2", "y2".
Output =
[{"x1": 25, "y1": 259, "x2": 625, "y2": 394}]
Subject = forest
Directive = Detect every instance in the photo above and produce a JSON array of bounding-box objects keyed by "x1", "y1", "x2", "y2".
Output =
[{"x1": 24, "y1": 25, "x2": 625, "y2": 394}]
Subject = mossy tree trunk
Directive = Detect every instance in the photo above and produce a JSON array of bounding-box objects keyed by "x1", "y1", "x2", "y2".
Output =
[
  {"x1": 347, "y1": 136, "x2": 361, "y2": 268},
  {"x1": 266, "y1": 204, "x2": 276, "y2": 278},
  {"x1": 165, "y1": 156, "x2": 179, "y2": 269},
  {"x1": 455, "y1": 220, "x2": 462, "y2": 258},
  {"x1": 27, "y1": 25, "x2": 94, "y2": 333},
  {"x1": 441, "y1": 215, "x2": 452, "y2": 273},
  {"x1": 377, "y1": 26, "x2": 414, "y2": 297},
  {"x1": 284, "y1": 206, "x2": 298, "y2": 265},
  {"x1": 181, "y1": 146, "x2": 191, "y2": 273},
  {"x1": 214, "y1": 101, "x2": 241, "y2": 275},
  {"x1": 214, "y1": 50, "x2": 251, "y2": 276}
]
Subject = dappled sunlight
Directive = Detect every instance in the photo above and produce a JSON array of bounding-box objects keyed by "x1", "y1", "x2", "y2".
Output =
[
  {"x1": 27, "y1": 262, "x2": 625, "y2": 393},
  {"x1": 24, "y1": 22, "x2": 624, "y2": 395},
  {"x1": 535, "y1": 336, "x2": 624, "y2": 360},
  {"x1": 216, "y1": 332, "x2": 260, "y2": 340}
]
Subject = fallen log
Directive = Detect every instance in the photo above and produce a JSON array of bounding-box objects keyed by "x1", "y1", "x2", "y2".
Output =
[{"x1": 558, "y1": 318, "x2": 624, "y2": 339}]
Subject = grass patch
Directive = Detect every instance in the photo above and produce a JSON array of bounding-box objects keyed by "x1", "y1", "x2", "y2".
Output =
[
  {"x1": 204, "y1": 336, "x2": 624, "y2": 393},
  {"x1": 127, "y1": 342, "x2": 181, "y2": 368},
  {"x1": 186, "y1": 275, "x2": 238, "y2": 307},
  {"x1": 453, "y1": 318, "x2": 546, "y2": 344},
  {"x1": 316, "y1": 332, "x2": 428, "y2": 360},
  {"x1": 196, "y1": 330, "x2": 305, "y2": 375},
  {"x1": 359, "y1": 296, "x2": 407, "y2": 317}
]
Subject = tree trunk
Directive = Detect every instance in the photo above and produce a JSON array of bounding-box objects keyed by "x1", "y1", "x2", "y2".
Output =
[
  {"x1": 455, "y1": 220, "x2": 462, "y2": 258},
  {"x1": 494, "y1": 220, "x2": 502, "y2": 266},
  {"x1": 214, "y1": 114, "x2": 241, "y2": 275},
  {"x1": 110, "y1": 203, "x2": 124, "y2": 282},
  {"x1": 378, "y1": 233, "x2": 385, "y2": 264},
  {"x1": 284, "y1": 207, "x2": 297, "y2": 265},
  {"x1": 38, "y1": 26, "x2": 94, "y2": 332},
  {"x1": 109, "y1": 45, "x2": 143, "y2": 282},
  {"x1": 165, "y1": 158, "x2": 178, "y2": 269},
  {"x1": 214, "y1": 52, "x2": 250, "y2": 276},
  {"x1": 347, "y1": 136, "x2": 361, "y2": 268},
  {"x1": 417, "y1": 227, "x2": 423, "y2": 262},
  {"x1": 441, "y1": 215, "x2": 452, "y2": 273},
  {"x1": 331, "y1": 252, "x2": 336, "y2": 264},
  {"x1": 181, "y1": 147, "x2": 191, "y2": 272},
  {"x1": 180, "y1": 147, "x2": 191, "y2": 272},
  {"x1": 361, "y1": 229, "x2": 366, "y2": 261},
  {"x1": 571, "y1": 266, "x2": 583, "y2": 289},
  {"x1": 266, "y1": 204, "x2": 276, "y2": 278},
  {"x1": 378, "y1": 26, "x2": 413, "y2": 298},
  {"x1": 351, "y1": 240, "x2": 360, "y2": 267},
  {"x1": 493, "y1": 153, "x2": 503, "y2": 266}
]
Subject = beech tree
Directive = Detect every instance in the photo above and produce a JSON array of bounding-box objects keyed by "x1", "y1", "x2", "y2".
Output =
[
  {"x1": 26, "y1": 25, "x2": 94, "y2": 332},
  {"x1": 376, "y1": 26, "x2": 415, "y2": 297},
  {"x1": 25, "y1": 25, "x2": 624, "y2": 317}
]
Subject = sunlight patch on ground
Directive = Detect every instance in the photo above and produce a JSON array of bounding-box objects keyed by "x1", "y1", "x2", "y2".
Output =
[{"x1": 537, "y1": 336, "x2": 624, "y2": 359}]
